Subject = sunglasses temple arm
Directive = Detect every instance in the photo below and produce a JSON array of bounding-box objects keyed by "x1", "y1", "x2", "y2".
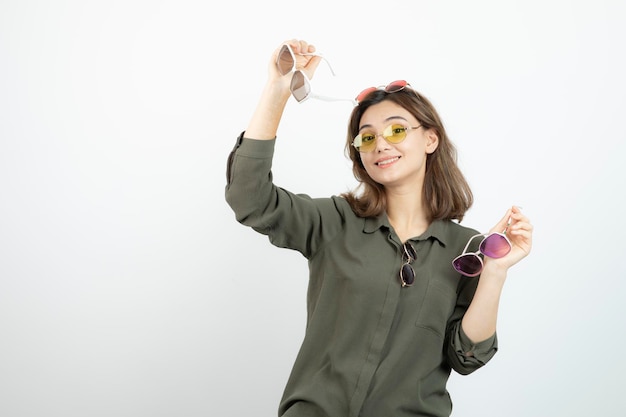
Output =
[
  {"x1": 310, "y1": 93, "x2": 358, "y2": 105},
  {"x1": 460, "y1": 234, "x2": 485, "y2": 255},
  {"x1": 300, "y1": 53, "x2": 336, "y2": 76}
]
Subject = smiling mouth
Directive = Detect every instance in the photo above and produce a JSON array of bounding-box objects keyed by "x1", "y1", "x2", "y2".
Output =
[{"x1": 376, "y1": 156, "x2": 400, "y2": 166}]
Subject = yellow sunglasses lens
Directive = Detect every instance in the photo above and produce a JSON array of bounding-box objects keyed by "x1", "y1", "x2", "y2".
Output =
[
  {"x1": 353, "y1": 124, "x2": 408, "y2": 152},
  {"x1": 383, "y1": 124, "x2": 408, "y2": 143},
  {"x1": 354, "y1": 132, "x2": 376, "y2": 152}
]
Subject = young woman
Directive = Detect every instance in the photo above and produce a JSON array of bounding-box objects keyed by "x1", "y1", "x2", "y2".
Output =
[{"x1": 225, "y1": 39, "x2": 533, "y2": 417}]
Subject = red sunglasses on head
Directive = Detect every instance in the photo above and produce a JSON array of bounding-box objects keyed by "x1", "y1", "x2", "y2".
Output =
[{"x1": 355, "y1": 80, "x2": 413, "y2": 103}]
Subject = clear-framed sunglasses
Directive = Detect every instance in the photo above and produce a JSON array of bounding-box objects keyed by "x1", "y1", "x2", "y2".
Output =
[
  {"x1": 289, "y1": 70, "x2": 356, "y2": 104},
  {"x1": 276, "y1": 44, "x2": 355, "y2": 105},
  {"x1": 452, "y1": 232, "x2": 512, "y2": 277},
  {"x1": 276, "y1": 44, "x2": 336, "y2": 76}
]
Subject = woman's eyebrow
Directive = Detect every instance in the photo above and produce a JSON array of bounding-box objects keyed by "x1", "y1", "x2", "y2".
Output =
[{"x1": 358, "y1": 116, "x2": 410, "y2": 132}]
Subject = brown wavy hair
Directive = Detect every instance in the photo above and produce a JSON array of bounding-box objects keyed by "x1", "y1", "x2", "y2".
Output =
[{"x1": 340, "y1": 87, "x2": 473, "y2": 222}]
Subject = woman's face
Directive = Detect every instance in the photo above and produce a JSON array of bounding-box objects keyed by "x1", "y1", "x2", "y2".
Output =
[{"x1": 357, "y1": 100, "x2": 438, "y2": 190}]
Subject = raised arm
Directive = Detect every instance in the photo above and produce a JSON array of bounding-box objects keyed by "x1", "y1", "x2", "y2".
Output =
[
  {"x1": 461, "y1": 206, "x2": 533, "y2": 343},
  {"x1": 245, "y1": 39, "x2": 323, "y2": 140}
]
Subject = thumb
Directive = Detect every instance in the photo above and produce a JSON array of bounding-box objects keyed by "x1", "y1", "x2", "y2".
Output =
[{"x1": 490, "y1": 207, "x2": 513, "y2": 234}]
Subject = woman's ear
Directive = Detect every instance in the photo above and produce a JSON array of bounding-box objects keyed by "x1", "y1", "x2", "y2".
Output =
[{"x1": 425, "y1": 130, "x2": 439, "y2": 154}]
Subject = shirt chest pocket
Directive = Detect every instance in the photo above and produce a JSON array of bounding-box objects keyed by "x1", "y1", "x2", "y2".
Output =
[{"x1": 414, "y1": 279, "x2": 457, "y2": 339}]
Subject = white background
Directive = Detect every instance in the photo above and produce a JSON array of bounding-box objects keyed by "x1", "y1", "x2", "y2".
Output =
[{"x1": 1, "y1": 1, "x2": 625, "y2": 416}]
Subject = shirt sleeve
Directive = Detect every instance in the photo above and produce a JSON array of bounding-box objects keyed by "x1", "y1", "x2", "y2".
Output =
[
  {"x1": 444, "y1": 273, "x2": 498, "y2": 375},
  {"x1": 225, "y1": 133, "x2": 345, "y2": 258},
  {"x1": 448, "y1": 321, "x2": 498, "y2": 375}
]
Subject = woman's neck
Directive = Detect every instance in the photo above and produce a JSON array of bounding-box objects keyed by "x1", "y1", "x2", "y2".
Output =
[{"x1": 385, "y1": 189, "x2": 430, "y2": 243}]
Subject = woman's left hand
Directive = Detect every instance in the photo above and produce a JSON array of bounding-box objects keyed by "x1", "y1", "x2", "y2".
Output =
[{"x1": 485, "y1": 205, "x2": 533, "y2": 271}]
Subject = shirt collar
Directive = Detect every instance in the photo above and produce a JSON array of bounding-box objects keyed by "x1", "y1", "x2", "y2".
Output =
[{"x1": 364, "y1": 214, "x2": 450, "y2": 246}]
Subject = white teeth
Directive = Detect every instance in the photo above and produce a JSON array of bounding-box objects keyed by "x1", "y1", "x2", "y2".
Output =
[{"x1": 377, "y1": 157, "x2": 399, "y2": 166}]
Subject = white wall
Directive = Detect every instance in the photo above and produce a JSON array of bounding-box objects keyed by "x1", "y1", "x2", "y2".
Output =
[{"x1": 1, "y1": 0, "x2": 624, "y2": 416}]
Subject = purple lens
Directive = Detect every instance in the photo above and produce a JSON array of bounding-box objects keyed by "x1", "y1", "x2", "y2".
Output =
[
  {"x1": 479, "y1": 234, "x2": 511, "y2": 258},
  {"x1": 453, "y1": 254, "x2": 483, "y2": 277}
]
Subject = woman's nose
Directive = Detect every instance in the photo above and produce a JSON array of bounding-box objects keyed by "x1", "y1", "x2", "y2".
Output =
[{"x1": 374, "y1": 134, "x2": 390, "y2": 152}]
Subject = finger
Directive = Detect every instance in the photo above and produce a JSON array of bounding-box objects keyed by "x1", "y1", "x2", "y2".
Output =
[
  {"x1": 305, "y1": 55, "x2": 322, "y2": 75},
  {"x1": 509, "y1": 214, "x2": 532, "y2": 231},
  {"x1": 511, "y1": 223, "x2": 534, "y2": 239},
  {"x1": 508, "y1": 206, "x2": 531, "y2": 226},
  {"x1": 510, "y1": 205, "x2": 526, "y2": 218},
  {"x1": 511, "y1": 222, "x2": 533, "y2": 232},
  {"x1": 509, "y1": 226, "x2": 533, "y2": 240},
  {"x1": 508, "y1": 224, "x2": 533, "y2": 245},
  {"x1": 288, "y1": 40, "x2": 321, "y2": 71},
  {"x1": 490, "y1": 208, "x2": 512, "y2": 234},
  {"x1": 293, "y1": 39, "x2": 314, "y2": 54},
  {"x1": 511, "y1": 231, "x2": 533, "y2": 254}
]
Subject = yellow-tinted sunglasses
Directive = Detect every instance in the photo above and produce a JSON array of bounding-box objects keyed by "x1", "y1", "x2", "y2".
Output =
[{"x1": 352, "y1": 123, "x2": 422, "y2": 153}]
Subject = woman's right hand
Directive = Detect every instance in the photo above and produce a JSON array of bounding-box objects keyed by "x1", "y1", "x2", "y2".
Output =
[
  {"x1": 243, "y1": 39, "x2": 324, "y2": 140},
  {"x1": 267, "y1": 39, "x2": 324, "y2": 94}
]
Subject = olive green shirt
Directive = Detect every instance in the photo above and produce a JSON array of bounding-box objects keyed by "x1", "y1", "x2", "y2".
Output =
[{"x1": 225, "y1": 134, "x2": 498, "y2": 417}]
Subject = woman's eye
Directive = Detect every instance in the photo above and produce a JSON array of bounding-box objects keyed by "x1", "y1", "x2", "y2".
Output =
[{"x1": 361, "y1": 134, "x2": 376, "y2": 143}]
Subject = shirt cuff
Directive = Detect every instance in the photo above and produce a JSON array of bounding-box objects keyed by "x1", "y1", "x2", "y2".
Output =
[
  {"x1": 232, "y1": 131, "x2": 276, "y2": 159},
  {"x1": 457, "y1": 325, "x2": 498, "y2": 360}
]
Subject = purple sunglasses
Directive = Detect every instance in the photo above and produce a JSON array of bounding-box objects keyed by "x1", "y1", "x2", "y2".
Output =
[{"x1": 452, "y1": 232, "x2": 512, "y2": 277}]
